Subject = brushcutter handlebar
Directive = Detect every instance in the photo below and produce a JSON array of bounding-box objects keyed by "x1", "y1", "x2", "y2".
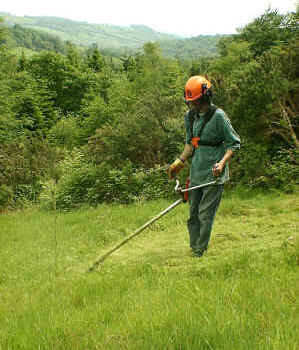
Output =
[
  {"x1": 175, "y1": 179, "x2": 190, "y2": 203},
  {"x1": 175, "y1": 179, "x2": 181, "y2": 193},
  {"x1": 175, "y1": 179, "x2": 218, "y2": 196}
]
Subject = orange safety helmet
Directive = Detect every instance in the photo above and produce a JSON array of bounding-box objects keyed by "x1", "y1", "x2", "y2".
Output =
[{"x1": 184, "y1": 75, "x2": 212, "y2": 102}]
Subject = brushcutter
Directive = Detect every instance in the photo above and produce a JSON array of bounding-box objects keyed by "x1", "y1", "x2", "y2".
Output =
[{"x1": 87, "y1": 177, "x2": 217, "y2": 272}]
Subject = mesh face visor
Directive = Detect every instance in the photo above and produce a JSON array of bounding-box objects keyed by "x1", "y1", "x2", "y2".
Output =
[{"x1": 184, "y1": 95, "x2": 207, "y2": 110}]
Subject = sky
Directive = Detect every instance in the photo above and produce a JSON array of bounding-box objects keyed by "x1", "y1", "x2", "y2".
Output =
[{"x1": 0, "y1": 0, "x2": 297, "y2": 37}]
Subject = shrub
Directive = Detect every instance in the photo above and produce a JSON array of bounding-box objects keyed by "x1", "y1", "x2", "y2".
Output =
[
  {"x1": 0, "y1": 185, "x2": 13, "y2": 210},
  {"x1": 254, "y1": 147, "x2": 299, "y2": 192},
  {"x1": 40, "y1": 149, "x2": 185, "y2": 210},
  {"x1": 47, "y1": 114, "x2": 81, "y2": 149},
  {"x1": 230, "y1": 138, "x2": 270, "y2": 186},
  {"x1": 0, "y1": 137, "x2": 63, "y2": 207}
]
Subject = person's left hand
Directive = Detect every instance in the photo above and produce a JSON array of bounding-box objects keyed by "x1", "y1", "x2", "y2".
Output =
[
  {"x1": 167, "y1": 158, "x2": 184, "y2": 179},
  {"x1": 213, "y1": 162, "x2": 224, "y2": 177}
]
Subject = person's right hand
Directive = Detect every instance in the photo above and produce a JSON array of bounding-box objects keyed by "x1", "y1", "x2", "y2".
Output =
[
  {"x1": 167, "y1": 158, "x2": 184, "y2": 179},
  {"x1": 213, "y1": 161, "x2": 225, "y2": 177}
]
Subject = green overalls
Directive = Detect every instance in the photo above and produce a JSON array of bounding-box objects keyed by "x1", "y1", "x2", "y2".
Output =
[{"x1": 184, "y1": 105, "x2": 240, "y2": 256}]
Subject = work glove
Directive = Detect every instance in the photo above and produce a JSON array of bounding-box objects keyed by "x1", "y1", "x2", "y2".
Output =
[{"x1": 167, "y1": 158, "x2": 184, "y2": 179}]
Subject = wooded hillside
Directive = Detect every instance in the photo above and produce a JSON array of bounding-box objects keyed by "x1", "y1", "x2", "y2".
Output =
[
  {"x1": 0, "y1": 13, "x2": 223, "y2": 58},
  {"x1": 0, "y1": 8, "x2": 298, "y2": 210},
  {"x1": 0, "y1": 13, "x2": 178, "y2": 50}
]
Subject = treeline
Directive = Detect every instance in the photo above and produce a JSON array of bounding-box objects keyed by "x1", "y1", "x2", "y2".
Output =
[
  {"x1": 1, "y1": 14, "x2": 224, "y2": 59},
  {"x1": 0, "y1": 22, "x2": 134, "y2": 60},
  {"x1": 0, "y1": 14, "x2": 177, "y2": 51},
  {"x1": 1, "y1": 24, "x2": 68, "y2": 53},
  {"x1": 0, "y1": 9, "x2": 298, "y2": 210},
  {"x1": 159, "y1": 35, "x2": 224, "y2": 59}
]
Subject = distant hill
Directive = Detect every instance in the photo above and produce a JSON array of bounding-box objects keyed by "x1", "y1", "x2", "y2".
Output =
[
  {"x1": 1, "y1": 23, "x2": 68, "y2": 54},
  {"x1": 0, "y1": 13, "x2": 179, "y2": 50},
  {"x1": 0, "y1": 13, "x2": 225, "y2": 58}
]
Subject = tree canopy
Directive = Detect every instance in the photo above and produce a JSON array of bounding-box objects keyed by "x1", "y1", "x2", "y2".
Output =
[{"x1": 0, "y1": 8, "x2": 298, "y2": 209}]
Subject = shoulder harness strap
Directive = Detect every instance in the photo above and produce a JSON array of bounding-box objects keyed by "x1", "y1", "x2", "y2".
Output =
[{"x1": 189, "y1": 105, "x2": 223, "y2": 147}]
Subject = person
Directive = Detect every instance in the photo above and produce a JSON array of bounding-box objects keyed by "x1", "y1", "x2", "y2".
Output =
[{"x1": 167, "y1": 75, "x2": 241, "y2": 257}]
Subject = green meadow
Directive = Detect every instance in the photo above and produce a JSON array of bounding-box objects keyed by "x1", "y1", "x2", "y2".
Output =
[{"x1": 0, "y1": 188, "x2": 298, "y2": 349}]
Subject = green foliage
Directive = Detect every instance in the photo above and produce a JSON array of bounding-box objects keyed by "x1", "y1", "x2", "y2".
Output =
[
  {"x1": 0, "y1": 45, "x2": 18, "y2": 74},
  {"x1": 86, "y1": 45, "x2": 106, "y2": 72},
  {"x1": 230, "y1": 139, "x2": 270, "y2": 185},
  {"x1": 1, "y1": 8, "x2": 299, "y2": 208},
  {"x1": 254, "y1": 148, "x2": 299, "y2": 191},
  {"x1": 231, "y1": 145, "x2": 298, "y2": 192},
  {"x1": 2, "y1": 24, "x2": 67, "y2": 53},
  {"x1": 239, "y1": 9, "x2": 298, "y2": 57},
  {"x1": 27, "y1": 51, "x2": 91, "y2": 113},
  {"x1": 85, "y1": 43, "x2": 186, "y2": 168},
  {"x1": 41, "y1": 149, "x2": 176, "y2": 209},
  {"x1": 0, "y1": 185, "x2": 13, "y2": 210},
  {"x1": 0, "y1": 16, "x2": 8, "y2": 42},
  {"x1": 210, "y1": 9, "x2": 299, "y2": 150},
  {"x1": 0, "y1": 137, "x2": 62, "y2": 205},
  {"x1": 65, "y1": 41, "x2": 84, "y2": 67},
  {"x1": 159, "y1": 34, "x2": 224, "y2": 59},
  {"x1": 0, "y1": 71, "x2": 56, "y2": 141},
  {"x1": 211, "y1": 41, "x2": 253, "y2": 78},
  {"x1": 1, "y1": 13, "x2": 178, "y2": 51},
  {"x1": 78, "y1": 95, "x2": 109, "y2": 143},
  {"x1": 1, "y1": 13, "x2": 225, "y2": 59},
  {"x1": 47, "y1": 114, "x2": 81, "y2": 149}
]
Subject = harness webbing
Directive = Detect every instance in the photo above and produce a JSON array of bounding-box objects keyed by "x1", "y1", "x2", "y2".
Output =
[{"x1": 188, "y1": 105, "x2": 223, "y2": 147}]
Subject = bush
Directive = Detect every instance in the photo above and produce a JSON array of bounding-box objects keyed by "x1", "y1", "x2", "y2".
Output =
[
  {"x1": 40, "y1": 149, "x2": 185, "y2": 210},
  {"x1": 230, "y1": 138, "x2": 270, "y2": 185},
  {"x1": 253, "y1": 147, "x2": 299, "y2": 192},
  {"x1": 230, "y1": 141, "x2": 298, "y2": 192},
  {"x1": 0, "y1": 185, "x2": 13, "y2": 210},
  {"x1": 47, "y1": 114, "x2": 80, "y2": 149},
  {"x1": 0, "y1": 137, "x2": 63, "y2": 207}
]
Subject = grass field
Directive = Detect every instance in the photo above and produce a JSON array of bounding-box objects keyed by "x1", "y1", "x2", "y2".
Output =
[{"x1": 0, "y1": 187, "x2": 298, "y2": 349}]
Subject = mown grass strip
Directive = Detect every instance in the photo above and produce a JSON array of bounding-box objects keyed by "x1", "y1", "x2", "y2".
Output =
[{"x1": 0, "y1": 189, "x2": 298, "y2": 349}]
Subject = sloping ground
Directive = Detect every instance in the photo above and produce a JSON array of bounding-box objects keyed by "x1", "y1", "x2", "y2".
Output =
[
  {"x1": 0, "y1": 188, "x2": 298, "y2": 349},
  {"x1": 89, "y1": 189, "x2": 298, "y2": 268},
  {"x1": 1, "y1": 13, "x2": 178, "y2": 49},
  {"x1": 1, "y1": 13, "x2": 222, "y2": 57}
]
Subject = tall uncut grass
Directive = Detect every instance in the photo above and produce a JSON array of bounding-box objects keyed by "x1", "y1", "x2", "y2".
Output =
[{"x1": 0, "y1": 187, "x2": 298, "y2": 349}]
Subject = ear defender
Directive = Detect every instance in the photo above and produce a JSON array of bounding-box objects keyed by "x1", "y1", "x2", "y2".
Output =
[{"x1": 202, "y1": 83, "x2": 212, "y2": 98}]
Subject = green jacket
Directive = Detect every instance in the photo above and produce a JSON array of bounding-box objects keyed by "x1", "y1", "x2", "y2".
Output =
[{"x1": 185, "y1": 106, "x2": 241, "y2": 186}]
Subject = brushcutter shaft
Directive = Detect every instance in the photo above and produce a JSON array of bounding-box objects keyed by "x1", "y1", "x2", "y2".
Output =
[
  {"x1": 88, "y1": 178, "x2": 218, "y2": 271},
  {"x1": 179, "y1": 180, "x2": 217, "y2": 193},
  {"x1": 88, "y1": 198, "x2": 183, "y2": 272}
]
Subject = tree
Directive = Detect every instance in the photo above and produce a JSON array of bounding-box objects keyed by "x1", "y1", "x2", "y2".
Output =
[
  {"x1": 209, "y1": 9, "x2": 299, "y2": 148},
  {"x1": 27, "y1": 51, "x2": 93, "y2": 114},
  {"x1": 239, "y1": 9, "x2": 297, "y2": 57},
  {"x1": 0, "y1": 71, "x2": 56, "y2": 141},
  {"x1": 260, "y1": 44, "x2": 299, "y2": 148},
  {"x1": 0, "y1": 17, "x2": 8, "y2": 42},
  {"x1": 87, "y1": 44, "x2": 106, "y2": 72},
  {"x1": 66, "y1": 41, "x2": 83, "y2": 67}
]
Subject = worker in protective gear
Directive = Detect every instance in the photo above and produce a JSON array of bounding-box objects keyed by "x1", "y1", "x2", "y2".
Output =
[{"x1": 168, "y1": 75, "x2": 241, "y2": 257}]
